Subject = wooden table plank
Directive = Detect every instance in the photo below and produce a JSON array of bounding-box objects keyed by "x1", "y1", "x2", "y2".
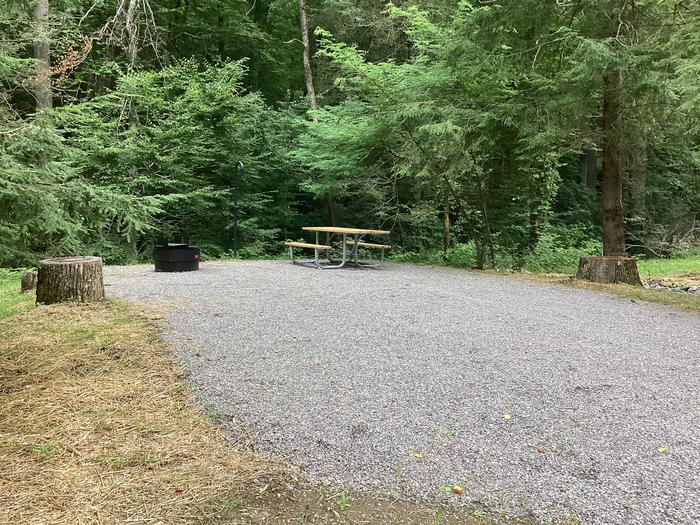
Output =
[
  {"x1": 302, "y1": 226, "x2": 390, "y2": 235},
  {"x1": 285, "y1": 242, "x2": 332, "y2": 250},
  {"x1": 345, "y1": 240, "x2": 391, "y2": 250}
]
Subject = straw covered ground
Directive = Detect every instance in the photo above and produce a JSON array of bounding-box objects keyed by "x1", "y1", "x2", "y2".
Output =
[
  {"x1": 0, "y1": 299, "x2": 284, "y2": 524},
  {"x1": 0, "y1": 276, "x2": 496, "y2": 525}
]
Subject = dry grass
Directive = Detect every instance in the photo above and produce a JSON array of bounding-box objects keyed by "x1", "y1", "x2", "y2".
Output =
[
  {"x1": 502, "y1": 272, "x2": 700, "y2": 314},
  {"x1": 0, "y1": 300, "x2": 283, "y2": 525},
  {"x1": 647, "y1": 272, "x2": 700, "y2": 288}
]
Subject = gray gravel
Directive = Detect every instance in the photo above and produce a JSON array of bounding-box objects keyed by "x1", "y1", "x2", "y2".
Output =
[{"x1": 105, "y1": 261, "x2": 700, "y2": 524}]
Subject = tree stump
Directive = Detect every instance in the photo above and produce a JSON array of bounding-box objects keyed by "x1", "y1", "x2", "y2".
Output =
[
  {"x1": 577, "y1": 256, "x2": 643, "y2": 286},
  {"x1": 36, "y1": 256, "x2": 105, "y2": 304},
  {"x1": 20, "y1": 272, "x2": 38, "y2": 293}
]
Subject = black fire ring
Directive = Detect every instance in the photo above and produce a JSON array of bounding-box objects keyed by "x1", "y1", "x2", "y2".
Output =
[{"x1": 154, "y1": 243, "x2": 200, "y2": 272}]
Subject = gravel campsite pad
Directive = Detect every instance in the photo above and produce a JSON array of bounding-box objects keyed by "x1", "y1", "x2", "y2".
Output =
[{"x1": 106, "y1": 261, "x2": 700, "y2": 524}]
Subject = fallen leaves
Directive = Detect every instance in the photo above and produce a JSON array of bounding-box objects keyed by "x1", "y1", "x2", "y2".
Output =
[{"x1": 440, "y1": 483, "x2": 465, "y2": 496}]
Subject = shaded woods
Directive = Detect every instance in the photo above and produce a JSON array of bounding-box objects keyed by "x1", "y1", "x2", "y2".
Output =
[{"x1": 1, "y1": 0, "x2": 698, "y2": 268}]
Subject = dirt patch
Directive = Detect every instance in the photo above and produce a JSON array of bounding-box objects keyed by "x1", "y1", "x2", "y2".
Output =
[
  {"x1": 225, "y1": 484, "x2": 507, "y2": 524},
  {"x1": 646, "y1": 272, "x2": 700, "y2": 296},
  {"x1": 500, "y1": 271, "x2": 700, "y2": 314},
  {"x1": 670, "y1": 272, "x2": 700, "y2": 285}
]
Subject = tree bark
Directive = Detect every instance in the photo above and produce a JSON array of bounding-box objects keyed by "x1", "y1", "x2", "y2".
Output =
[
  {"x1": 298, "y1": 0, "x2": 335, "y2": 224},
  {"x1": 581, "y1": 149, "x2": 597, "y2": 189},
  {"x1": 629, "y1": 135, "x2": 647, "y2": 218},
  {"x1": 298, "y1": 0, "x2": 317, "y2": 109},
  {"x1": 442, "y1": 196, "x2": 451, "y2": 252},
  {"x1": 36, "y1": 256, "x2": 105, "y2": 304},
  {"x1": 577, "y1": 256, "x2": 642, "y2": 286},
  {"x1": 218, "y1": 13, "x2": 225, "y2": 57},
  {"x1": 602, "y1": 68, "x2": 626, "y2": 256},
  {"x1": 474, "y1": 239, "x2": 485, "y2": 270},
  {"x1": 95, "y1": 45, "x2": 116, "y2": 95},
  {"x1": 21, "y1": 272, "x2": 38, "y2": 293},
  {"x1": 326, "y1": 196, "x2": 337, "y2": 226},
  {"x1": 441, "y1": 173, "x2": 484, "y2": 269},
  {"x1": 33, "y1": 0, "x2": 52, "y2": 110}
]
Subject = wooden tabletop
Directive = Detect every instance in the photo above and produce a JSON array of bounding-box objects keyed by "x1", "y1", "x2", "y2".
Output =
[{"x1": 303, "y1": 226, "x2": 391, "y2": 236}]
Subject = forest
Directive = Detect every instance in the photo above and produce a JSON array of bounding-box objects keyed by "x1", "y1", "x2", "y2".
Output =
[{"x1": 1, "y1": 0, "x2": 699, "y2": 271}]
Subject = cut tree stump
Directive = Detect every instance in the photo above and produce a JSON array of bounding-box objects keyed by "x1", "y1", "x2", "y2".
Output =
[
  {"x1": 577, "y1": 256, "x2": 643, "y2": 286},
  {"x1": 20, "y1": 272, "x2": 38, "y2": 293},
  {"x1": 36, "y1": 256, "x2": 105, "y2": 305}
]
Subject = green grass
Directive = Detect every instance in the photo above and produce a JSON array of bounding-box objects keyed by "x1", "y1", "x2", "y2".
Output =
[
  {"x1": 637, "y1": 251, "x2": 700, "y2": 277},
  {"x1": 335, "y1": 491, "x2": 351, "y2": 511},
  {"x1": 0, "y1": 270, "x2": 34, "y2": 319},
  {"x1": 31, "y1": 440, "x2": 61, "y2": 458}
]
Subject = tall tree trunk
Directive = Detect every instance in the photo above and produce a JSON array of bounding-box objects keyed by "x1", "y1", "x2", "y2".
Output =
[
  {"x1": 629, "y1": 135, "x2": 647, "y2": 219},
  {"x1": 441, "y1": 173, "x2": 485, "y2": 269},
  {"x1": 217, "y1": 13, "x2": 225, "y2": 57},
  {"x1": 474, "y1": 238, "x2": 485, "y2": 270},
  {"x1": 477, "y1": 177, "x2": 495, "y2": 266},
  {"x1": 602, "y1": 68, "x2": 626, "y2": 256},
  {"x1": 298, "y1": 0, "x2": 335, "y2": 224},
  {"x1": 398, "y1": 221, "x2": 407, "y2": 248},
  {"x1": 442, "y1": 195, "x2": 451, "y2": 252},
  {"x1": 528, "y1": 201, "x2": 541, "y2": 250},
  {"x1": 326, "y1": 197, "x2": 337, "y2": 227},
  {"x1": 298, "y1": 0, "x2": 317, "y2": 109},
  {"x1": 581, "y1": 149, "x2": 597, "y2": 189},
  {"x1": 95, "y1": 45, "x2": 116, "y2": 95},
  {"x1": 33, "y1": 0, "x2": 52, "y2": 110}
]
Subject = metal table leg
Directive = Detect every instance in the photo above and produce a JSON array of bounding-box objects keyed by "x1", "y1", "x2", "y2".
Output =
[
  {"x1": 318, "y1": 234, "x2": 348, "y2": 269},
  {"x1": 349, "y1": 234, "x2": 387, "y2": 268}
]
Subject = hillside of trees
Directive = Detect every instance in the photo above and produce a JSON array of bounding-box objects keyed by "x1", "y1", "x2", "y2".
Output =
[{"x1": 1, "y1": 0, "x2": 698, "y2": 269}]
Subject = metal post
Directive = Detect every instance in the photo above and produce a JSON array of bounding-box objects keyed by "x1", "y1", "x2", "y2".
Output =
[{"x1": 233, "y1": 162, "x2": 244, "y2": 257}]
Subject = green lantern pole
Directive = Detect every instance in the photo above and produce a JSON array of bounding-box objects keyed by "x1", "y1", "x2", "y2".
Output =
[{"x1": 233, "y1": 161, "x2": 244, "y2": 257}]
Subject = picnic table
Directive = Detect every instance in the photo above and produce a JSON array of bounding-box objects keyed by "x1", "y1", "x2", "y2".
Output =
[{"x1": 285, "y1": 226, "x2": 391, "y2": 269}]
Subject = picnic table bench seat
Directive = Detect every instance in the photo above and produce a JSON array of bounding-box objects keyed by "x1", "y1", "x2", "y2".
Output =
[
  {"x1": 284, "y1": 241, "x2": 332, "y2": 250},
  {"x1": 345, "y1": 240, "x2": 391, "y2": 250}
]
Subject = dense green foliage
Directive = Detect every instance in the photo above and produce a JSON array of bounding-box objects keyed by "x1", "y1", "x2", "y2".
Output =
[{"x1": 1, "y1": 0, "x2": 698, "y2": 268}]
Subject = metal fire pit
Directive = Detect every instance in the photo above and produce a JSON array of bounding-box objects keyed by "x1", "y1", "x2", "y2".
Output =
[{"x1": 154, "y1": 242, "x2": 200, "y2": 272}]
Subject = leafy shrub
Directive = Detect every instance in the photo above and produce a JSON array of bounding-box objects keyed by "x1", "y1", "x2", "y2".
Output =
[
  {"x1": 391, "y1": 242, "x2": 516, "y2": 270},
  {"x1": 443, "y1": 243, "x2": 478, "y2": 268},
  {"x1": 390, "y1": 250, "x2": 445, "y2": 266},
  {"x1": 522, "y1": 233, "x2": 602, "y2": 274}
]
